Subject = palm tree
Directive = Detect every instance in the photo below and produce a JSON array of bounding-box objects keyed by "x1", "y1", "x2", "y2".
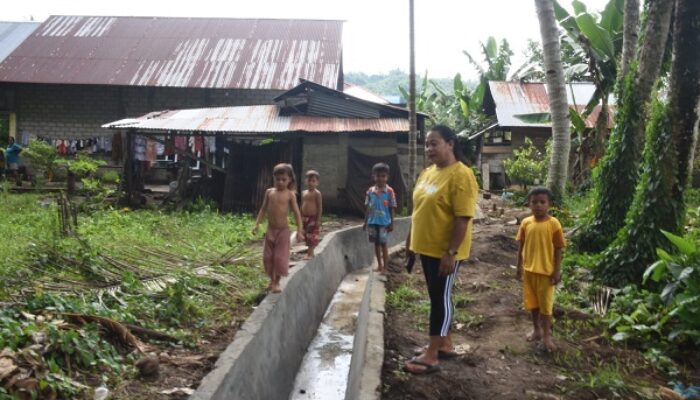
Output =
[
  {"x1": 620, "y1": 0, "x2": 640, "y2": 79},
  {"x1": 535, "y1": 0, "x2": 571, "y2": 201}
]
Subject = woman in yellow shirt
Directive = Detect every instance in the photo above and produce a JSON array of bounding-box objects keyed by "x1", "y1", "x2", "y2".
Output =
[{"x1": 404, "y1": 125, "x2": 478, "y2": 374}]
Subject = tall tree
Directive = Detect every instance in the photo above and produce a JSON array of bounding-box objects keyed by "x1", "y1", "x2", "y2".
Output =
[
  {"x1": 599, "y1": 0, "x2": 700, "y2": 286},
  {"x1": 575, "y1": 0, "x2": 674, "y2": 252},
  {"x1": 408, "y1": 0, "x2": 417, "y2": 209},
  {"x1": 535, "y1": 0, "x2": 571, "y2": 201},
  {"x1": 620, "y1": 0, "x2": 640, "y2": 78}
]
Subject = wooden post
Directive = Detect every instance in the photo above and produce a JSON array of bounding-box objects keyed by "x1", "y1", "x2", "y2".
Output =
[
  {"x1": 407, "y1": 0, "x2": 417, "y2": 211},
  {"x1": 123, "y1": 130, "x2": 134, "y2": 204},
  {"x1": 222, "y1": 141, "x2": 236, "y2": 213}
]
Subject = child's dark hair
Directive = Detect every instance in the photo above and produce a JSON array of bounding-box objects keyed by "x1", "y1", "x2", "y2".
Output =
[
  {"x1": 527, "y1": 187, "x2": 554, "y2": 202},
  {"x1": 273, "y1": 163, "x2": 296, "y2": 190},
  {"x1": 372, "y1": 163, "x2": 390, "y2": 175},
  {"x1": 306, "y1": 170, "x2": 320, "y2": 180},
  {"x1": 429, "y1": 124, "x2": 466, "y2": 163}
]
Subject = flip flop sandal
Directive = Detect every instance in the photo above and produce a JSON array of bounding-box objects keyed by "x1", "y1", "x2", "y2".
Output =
[
  {"x1": 412, "y1": 346, "x2": 460, "y2": 359},
  {"x1": 403, "y1": 358, "x2": 442, "y2": 375}
]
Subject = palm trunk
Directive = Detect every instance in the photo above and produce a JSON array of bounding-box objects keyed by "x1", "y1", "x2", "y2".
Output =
[
  {"x1": 535, "y1": 0, "x2": 570, "y2": 201},
  {"x1": 408, "y1": 0, "x2": 417, "y2": 211},
  {"x1": 632, "y1": 0, "x2": 674, "y2": 147},
  {"x1": 669, "y1": 0, "x2": 700, "y2": 204},
  {"x1": 620, "y1": 0, "x2": 640, "y2": 79},
  {"x1": 593, "y1": 97, "x2": 609, "y2": 160}
]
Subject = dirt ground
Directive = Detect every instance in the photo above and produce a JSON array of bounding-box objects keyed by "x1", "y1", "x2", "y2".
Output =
[
  {"x1": 109, "y1": 215, "x2": 363, "y2": 399},
  {"x1": 381, "y1": 197, "x2": 682, "y2": 400}
]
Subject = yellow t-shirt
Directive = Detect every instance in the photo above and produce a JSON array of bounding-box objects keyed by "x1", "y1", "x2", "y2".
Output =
[
  {"x1": 516, "y1": 216, "x2": 566, "y2": 276},
  {"x1": 410, "y1": 162, "x2": 478, "y2": 260}
]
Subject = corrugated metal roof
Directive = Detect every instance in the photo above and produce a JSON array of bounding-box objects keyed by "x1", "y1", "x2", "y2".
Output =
[
  {"x1": 0, "y1": 16, "x2": 342, "y2": 90},
  {"x1": 102, "y1": 105, "x2": 408, "y2": 134},
  {"x1": 488, "y1": 81, "x2": 615, "y2": 128},
  {"x1": 0, "y1": 21, "x2": 40, "y2": 63},
  {"x1": 343, "y1": 83, "x2": 390, "y2": 104}
]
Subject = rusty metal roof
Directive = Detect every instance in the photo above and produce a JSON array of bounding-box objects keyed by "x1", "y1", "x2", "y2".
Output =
[
  {"x1": 102, "y1": 105, "x2": 408, "y2": 134},
  {"x1": 0, "y1": 16, "x2": 342, "y2": 90},
  {"x1": 0, "y1": 21, "x2": 40, "y2": 63},
  {"x1": 487, "y1": 81, "x2": 615, "y2": 128}
]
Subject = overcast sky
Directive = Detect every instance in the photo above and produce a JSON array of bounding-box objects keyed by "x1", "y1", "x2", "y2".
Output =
[{"x1": 4, "y1": 0, "x2": 610, "y2": 79}]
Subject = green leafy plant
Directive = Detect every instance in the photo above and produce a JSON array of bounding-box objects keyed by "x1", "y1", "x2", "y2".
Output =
[
  {"x1": 503, "y1": 138, "x2": 549, "y2": 190},
  {"x1": 21, "y1": 139, "x2": 59, "y2": 182},
  {"x1": 101, "y1": 170, "x2": 121, "y2": 184},
  {"x1": 575, "y1": 68, "x2": 648, "y2": 253},
  {"x1": 642, "y1": 230, "x2": 700, "y2": 345},
  {"x1": 56, "y1": 152, "x2": 106, "y2": 179}
]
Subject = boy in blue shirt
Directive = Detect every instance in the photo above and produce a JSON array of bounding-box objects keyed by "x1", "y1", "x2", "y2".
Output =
[
  {"x1": 5, "y1": 137, "x2": 22, "y2": 186},
  {"x1": 363, "y1": 163, "x2": 397, "y2": 275}
]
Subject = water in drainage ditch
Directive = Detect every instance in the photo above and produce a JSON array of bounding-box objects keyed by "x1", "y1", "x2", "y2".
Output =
[{"x1": 290, "y1": 270, "x2": 369, "y2": 400}]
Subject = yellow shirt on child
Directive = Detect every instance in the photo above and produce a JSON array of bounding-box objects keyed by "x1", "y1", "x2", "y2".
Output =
[
  {"x1": 516, "y1": 216, "x2": 566, "y2": 276},
  {"x1": 410, "y1": 162, "x2": 478, "y2": 260}
]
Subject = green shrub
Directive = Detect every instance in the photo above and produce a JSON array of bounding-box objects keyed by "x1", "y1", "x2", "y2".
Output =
[
  {"x1": 503, "y1": 138, "x2": 548, "y2": 189},
  {"x1": 607, "y1": 230, "x2": 700, "y2": 354},
  {"x1": 101, "y1": 170, "x2": 121, "y2": 184},
  {"x1": 21, "y1": 139, "x2": 59, "y2": 181}
]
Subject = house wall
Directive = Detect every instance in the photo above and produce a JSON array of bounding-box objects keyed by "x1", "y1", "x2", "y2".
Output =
[
  {"x1": 302, "y1": 135, "x2": 402, "y2": 210},
  {"x1": 0, "y1": 83, "x2": 283, "y2": 140}
]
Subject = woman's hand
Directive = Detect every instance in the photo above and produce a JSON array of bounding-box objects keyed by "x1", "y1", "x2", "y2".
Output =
[{"x1": 439, "y1": 253, "x2": 456, "y2": 277}]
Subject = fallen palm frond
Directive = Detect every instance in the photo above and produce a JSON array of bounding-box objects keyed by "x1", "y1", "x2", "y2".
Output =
[{"x1": 61, "y1": 312, "x2": 146, "y2": 353}]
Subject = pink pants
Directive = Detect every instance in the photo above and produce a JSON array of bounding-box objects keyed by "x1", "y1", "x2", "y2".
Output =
[{"x1": 263, "y1": 226, "x2": 291, "y2": 278}]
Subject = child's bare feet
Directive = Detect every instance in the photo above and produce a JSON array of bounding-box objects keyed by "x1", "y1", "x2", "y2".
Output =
[
  {"x1": 526, "y1": 330, "x2": 542, "y2": 342},
  {"x1": 271, "y1": 284, "x2": 282, "y2": 293},
  {"x1": 543, "y1": 337, "x2": 557, "y2": 352},
  {"x1": 266, "y1": 282, "x2": 274, "y2": 291}
]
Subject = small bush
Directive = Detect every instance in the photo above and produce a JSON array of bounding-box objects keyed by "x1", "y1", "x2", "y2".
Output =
[
  {"x1": 101, "y1": 170, "x2": 120, "y2": 184},
  {"x1": 503, "y1": 138, "x2": 550, "y2": 189}
]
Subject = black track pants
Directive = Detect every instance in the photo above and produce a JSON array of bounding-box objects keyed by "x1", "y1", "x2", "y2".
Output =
[{"x1": 420, "y1": 255, "x2": 462, "y2": 337}]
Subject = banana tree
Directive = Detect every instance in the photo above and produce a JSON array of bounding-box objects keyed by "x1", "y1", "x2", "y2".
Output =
[
  {"x1": 463, "y1": 37, "x2": 513, "y2": 110},
  {"x1": 553, "y1": 0, "x2": 624, "y2": 165}
]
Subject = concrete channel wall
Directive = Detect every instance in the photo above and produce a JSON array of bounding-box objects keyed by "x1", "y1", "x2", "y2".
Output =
[{"x1": 191, "y1": 218, "x2": 410, "y2": 400}]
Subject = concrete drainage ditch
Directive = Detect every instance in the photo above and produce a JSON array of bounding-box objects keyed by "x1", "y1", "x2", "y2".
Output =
[{"x1": 191, "y1": 219, "x2": 409, "y2": 400}]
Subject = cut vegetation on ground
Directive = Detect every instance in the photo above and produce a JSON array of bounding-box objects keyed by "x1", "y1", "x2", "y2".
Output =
[{"x1": 0, "y1": 190, "x2": 266, "y2": 399}]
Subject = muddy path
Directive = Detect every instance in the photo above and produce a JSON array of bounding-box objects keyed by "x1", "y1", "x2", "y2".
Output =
[{"x1": 381, "y1": 201, "x2": 670, "y2": 400}]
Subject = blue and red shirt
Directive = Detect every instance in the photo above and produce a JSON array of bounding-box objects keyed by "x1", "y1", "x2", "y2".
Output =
[{"x1": 365, "y1": 185, "x2": 397, "y2": 226}]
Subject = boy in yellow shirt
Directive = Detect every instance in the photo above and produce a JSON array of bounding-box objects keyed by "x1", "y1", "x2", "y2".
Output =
[{"x1": 516, "y1": 187, "x2": 566, "y2": 352}]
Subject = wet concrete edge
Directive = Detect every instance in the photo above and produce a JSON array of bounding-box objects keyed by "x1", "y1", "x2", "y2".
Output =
[
  {"x1": 346, "y1": 243, "x2": 403, "y2": 400},
  {"x1": 190, "y1": 218, "x2": 410, "y2": 400}
]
